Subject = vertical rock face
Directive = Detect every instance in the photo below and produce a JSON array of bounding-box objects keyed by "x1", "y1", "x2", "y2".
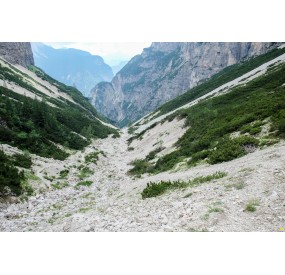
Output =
[
  {"x1": 0, "y1": 42, "x2": 34, "y2": 67},
  {"x1": 90, "y1": 42, "x2": 279, "y2": 127}
]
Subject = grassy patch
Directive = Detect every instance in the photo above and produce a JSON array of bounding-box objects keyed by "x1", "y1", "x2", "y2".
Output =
[
  {"x1": 85, "y1": 151, "x2": 100, "y2": 164},
  {"x1": 183, "y1": 192, "x2": 193, "y2": 198},
  {"x1": 76, "y1": 180, "x2": 93, "y2": 187},
  {"x1": 208, "y1": 206, "x2": 224, "y2": 213},
  {"x1": 141, "y1": 171, "x2": 227, "y2": 199},
  {"x1": 51, "y1": 181, "x2": 69, "y2": 190},
  {"x1": 79, "y1": 207, "x2": 91, "y2": 213},
  {"x1": 78, "y1": 166, "x2": 93, "y2": 179},
  {"x1": 128, "y1": 159, "x2": 152, "y2": 175},
  {"x1": 245, "y1": 198, "x2": 260, "y2": 212},
  {"x1": 13, "y1": 153, "x2": 32, "y2": 169},
  {"x1": 59, "y1": 169, "x2": 69, "y2": 179}
]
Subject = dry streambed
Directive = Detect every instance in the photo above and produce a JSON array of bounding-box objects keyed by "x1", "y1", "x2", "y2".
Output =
[{"x1": 1, "y1": 129, "x2": 285, "y2": 232}]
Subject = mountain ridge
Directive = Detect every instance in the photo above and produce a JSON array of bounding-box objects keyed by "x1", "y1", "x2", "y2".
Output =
[{"x1": 90, "y1": 42, "x2": 281, "y2": 127}]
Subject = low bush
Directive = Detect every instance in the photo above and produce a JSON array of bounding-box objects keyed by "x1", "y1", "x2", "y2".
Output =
[
  {"x1": 59, "y1": 169, "x2": 69, "y2": 179},
  {"x1": 76, "y1": 181, "x2": 93, "y2": 187},
  {"x1": 13, "y1": 153, "x2": 32, "y2": 169},
  {"x1": 245, "y1": 198, "x2": 260, "y2": 212},
  {"x1": 85, "y1": 152, "x2": 100, "y2": 164},
  {"x1": 208, "y1": 136, "x2": 258, "y2": 164},
  {"x1": 0, "y1": 150, "x2": 25, "y2": 196},
  {"x1": 78, "y1": 166, "x2": 93, "y2": 179},
  {"x1": 141, "y1": 171, "x2": 227, "y2": 199},
  {"x1": 128, "y1": 159, "x2": 151, "y2": 175}
]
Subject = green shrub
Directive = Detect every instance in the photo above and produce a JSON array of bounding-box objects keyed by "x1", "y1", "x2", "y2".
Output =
[
  {"x1": 141, "y1": 181, "x2": 174, "y2": 199},
  {"x1": 245, "y1": 198, "x2": 260, "y2": 212},
  {"x1": 145, "y1": 146, "x2": 164, "y2": 161},
  {"x1": 59, "y1": 169, "x2": 69, "y2": 179},
  {"x1": 13, "y1": 153, "x2": 32, "y2": 169},
  {"x1": 141, "y1": 171, "x2": 227, "y2": 199},
  {"x1": 187, "y1": 150, "x2": 210, "y2": 165},
  {"x1": 208, "y1": 137, "x2": 245, "y2": 164},
  {"x1": 128, "y1": 159, "x2": 152, "y2": 175},
  {"x1": 78, "y1": 166, "x2": 93, "y2": 179},
  {"x1": 85, "y1": 152, "x2": 100, "y2": 164},
  {"x1": 76, "y1": 181, "x2": 93, "y2": 187},
  {"x1": 0, "y1": 150, "x2": 25, "y2": 196}
]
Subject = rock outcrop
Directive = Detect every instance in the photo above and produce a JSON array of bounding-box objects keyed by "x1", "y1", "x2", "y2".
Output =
[
  {"x1": 90, "y1": 42, "x2": 280, "y2": 127},
  {"x1": 0, "y1": 42, "x2": 34, "y2": 67}
]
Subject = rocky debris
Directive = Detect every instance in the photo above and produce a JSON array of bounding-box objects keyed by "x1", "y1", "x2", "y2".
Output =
[{"x1": 0, "y1": 127, "x2": 285, "y2": 232}]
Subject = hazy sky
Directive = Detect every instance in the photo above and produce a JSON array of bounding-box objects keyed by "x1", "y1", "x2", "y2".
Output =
[{"x1": 44, "y1": 42, "x2": 151, "y2": 66}]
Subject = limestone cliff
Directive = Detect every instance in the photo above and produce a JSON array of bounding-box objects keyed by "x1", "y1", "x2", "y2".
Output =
[
  {"x1": 90, "y1": 42, "x2": 279, "y2": 127},
  {"x1": 0, "y1": 42, "x2": 34, "y2": 67}
]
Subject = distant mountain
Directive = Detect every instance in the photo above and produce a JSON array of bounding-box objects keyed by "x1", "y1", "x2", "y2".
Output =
[
  {"x1": 90, "y1": 42, "x2": 281, "y2": 127},
  {"x1": 31, "y1": 43, "x2": 113, "y2": 96},
  {"x1": 112, "y1": 60, "x2": 128, "y2": 75}
]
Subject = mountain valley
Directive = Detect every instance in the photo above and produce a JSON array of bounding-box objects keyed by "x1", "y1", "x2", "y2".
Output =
[{"x1": 1, "y1": 42, "x2": 285, "y2": 232}]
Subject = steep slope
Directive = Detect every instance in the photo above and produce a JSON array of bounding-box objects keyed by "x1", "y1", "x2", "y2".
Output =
[
  {"x1": 0, "y1": 48, "x2": 117, "y2": 198},
  {"x1": 112, "y1": 60, "x2": 128, "y2": 75},
  {"x1": 90, "y1": 42, "x2": 280, "y2": 127},
  {"x1": 32, "y1": 43, "x2": 113, "y2": 96},
  {"x1": 1, "y1": 44, "x2": 285, "y2": 232},
  {"x1": 0, "y1": 42, "x2": 34, "y2": 67},
  {"x1": 128, "y1": 45, "x2": 285, "y2": 175}
]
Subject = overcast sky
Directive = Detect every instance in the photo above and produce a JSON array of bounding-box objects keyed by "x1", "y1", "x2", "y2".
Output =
[{"x1": 44, "y1": 42, "x2": 151, "y2": 66}]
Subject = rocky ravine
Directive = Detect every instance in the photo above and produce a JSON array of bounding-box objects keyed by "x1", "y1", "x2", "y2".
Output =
[
  {"x1": 1, "y1": 127, "x2": 285, "y2": 232},
  {"x1": 90, "y1": 42, "x2": 280, "y2": 126}
]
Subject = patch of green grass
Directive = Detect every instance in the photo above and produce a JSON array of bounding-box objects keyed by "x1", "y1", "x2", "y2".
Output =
[
  {"x1": 51, "y1": 181, "x2": 69, "y2": 190},
  {"x1": 245, "y1": 198, "x2": 260, "y2": 212},
  {"x1": 128, "y1": 126, "x2": 136, "y2": 134},
  {"x1": 183, "y1": 192, "x2": 193, "y2": 198},
  {"x1": 59, "y1": 169, "x2": 69, "y2": 179},
  {"x1": 208, "y1": 206, "x2": 224, "y2": 213},
  {"x1": 20, "y1": 178, "x2": 34, "y2": 196},
  {"x1": 25, "y1": 171, "x2": 40, "y2": 181},
  {"x1": 85, "y1": 151, "x2": 100, "y2": 164},
  {"x1": 76, "y1": 180, "x2": 93, "y2": 187},
  {"x1": 225, "y1": 181, "x2": 246, "y2": 191},
  {"x1": 13, "y1": 153, "x2": 32, "y2": 169},
  {"x1": 78, "y1": 166, "x2": 93, "y2": 179},
  {"x1": 128, "y1": 159, "x2": 152, "y2": 175},
  {"x1": 208, "y1": 136, "x2": 259, "y2": 164},
  {"x1": 141, "y1": 171, "x2": 227, "y2": 199},
  {"x1": 47, "y1": 217, "x2": 57, "y2": 225},
  {"x1": 145, "y1": 146, "x2": 165, "y2": 161},
  {"x1": 79, "y1": 207, "x2": 91, "y2": 213},
  {"x1": 81, "y1": 192, "x2": 93, "y2": 199}
]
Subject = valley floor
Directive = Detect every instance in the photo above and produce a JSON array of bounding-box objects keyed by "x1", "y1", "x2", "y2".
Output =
[{"x1": 1, "y1": 130, "x2": 285, "y2": 232}]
